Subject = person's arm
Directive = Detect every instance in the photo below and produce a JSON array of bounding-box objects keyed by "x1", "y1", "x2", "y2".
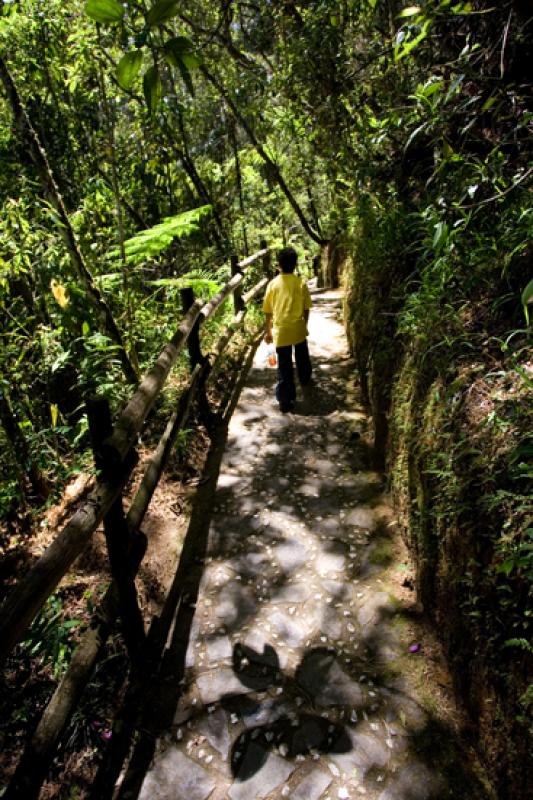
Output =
[{"x1": 264, "y1": 312, "x2": 273, "y2": 343}]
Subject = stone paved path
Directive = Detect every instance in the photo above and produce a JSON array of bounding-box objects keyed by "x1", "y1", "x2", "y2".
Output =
[{"x1": 121, "y1": 290, "x2": 488, "y2": 800}]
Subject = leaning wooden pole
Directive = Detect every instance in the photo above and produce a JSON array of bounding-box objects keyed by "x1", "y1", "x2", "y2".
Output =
[{"x1": 0, "y1": 55, "x2": 138, "y2": 385}]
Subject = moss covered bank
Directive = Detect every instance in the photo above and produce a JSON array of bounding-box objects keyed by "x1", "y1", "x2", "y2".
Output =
[{"x1": 321, "y1": 205, "x2": 532, "y2": 797}]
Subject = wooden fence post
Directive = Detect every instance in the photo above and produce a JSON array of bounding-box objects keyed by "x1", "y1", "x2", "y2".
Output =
[
  {"x1": 260, "y1": 239, "x2": 272, "y2": 279},
  {"x1": 86, "y1": 397, "x2": 146, "y2": 665},
  {"x1": 180, "y1": 287, "x2": 213, "y2": 431},
  {"x1": 180, "y1": 287, "x2": 204, "y2": 367},
  {"x1": 230, "y1": 254, "x2": 245, "y2": 313}
]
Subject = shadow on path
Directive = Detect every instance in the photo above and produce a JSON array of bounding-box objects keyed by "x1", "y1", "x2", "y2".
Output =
[{"x1": 101, "y1": 290, "x2": 490, "y2": 800}]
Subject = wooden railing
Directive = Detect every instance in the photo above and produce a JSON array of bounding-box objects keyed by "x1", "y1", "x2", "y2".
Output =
[{"x1": 0, "y1": 243, "x2": 272, "y2": 800}]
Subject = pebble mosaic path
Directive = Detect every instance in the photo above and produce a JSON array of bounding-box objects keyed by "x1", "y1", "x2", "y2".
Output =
[{"x1": 119, "y1": 289, "x2": 488, "y2": 800}]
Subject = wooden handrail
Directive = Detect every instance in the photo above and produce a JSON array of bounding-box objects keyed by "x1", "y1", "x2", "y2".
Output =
[
  {"x1": 0, "y1": 456, "x2": 135, "y2": 664},
  {"x1": 4, "y1": 368, "x2": 209, "y2": 799},
  {"x1": 100, "y1": 299, "x2": 204, "y2": 468},
  {"x1": 238, "y1": 247, "x2": 268, "y2": 269},
  {"x1": 199, "y1": 272, "x2": 243, "y2": 323},
  {"x1": 1, "y1": 243, "x2": 271, "y2": 800},
  {"x1": 126, "y1": 362, "x2": 206, "y2": 533},
  {"x1": 243, "y1": 276, "x2": 268, "y2": 304}
]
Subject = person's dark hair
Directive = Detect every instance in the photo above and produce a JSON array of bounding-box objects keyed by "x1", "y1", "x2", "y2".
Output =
[{"x1": 277, "y1": 246, "x2": 298, "y2": 273}]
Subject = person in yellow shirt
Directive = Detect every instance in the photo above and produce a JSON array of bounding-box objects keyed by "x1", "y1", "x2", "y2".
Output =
[{"x1": 263, "y1": 247, "x2": 312, "y2": 413}]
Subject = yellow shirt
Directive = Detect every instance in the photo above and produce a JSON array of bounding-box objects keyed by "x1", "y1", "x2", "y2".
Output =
[{"x1": 263, "y1": 273, "x2": 312, "y2": 348}]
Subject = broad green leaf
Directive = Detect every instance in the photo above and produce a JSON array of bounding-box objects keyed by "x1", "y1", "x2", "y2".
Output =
[
  {"x1": 521, "y1": 278, "x2": 533, "y2": 306},
  {"x1": 82, "y1": 321, "x2": 90, "y2": 336},
  {"x1": 143, "y1": 66, "x2": 162, "y2": 113},
  {"x1": 451, "y1": 2, "x2": 473, "y2": 13},
  {"x1": 482, "y1": 96, "x2": 497, "y2": 112},
  {"x1": 117, "y1": 50, "x2": 143, "y2": 90},
  {"x1": 498, "y1": 558, "x2": 515, "y2": 577},
  {"x1": 84, "y1": 0, "x2": 124, "y2": 24},
  {"x1": 395, "y1": 19, "x2": 431, "y2": 61},
  {"x1": 522, "y1": 278, "x2": 533, "y2": 324},
  {"x1": 176, "y1": 59, "x2": 195, "y2": 96},
  {"x1": 398, "y1": 6, "x2": 421, "y2": 18},
  {"x1": 164, "y1": 37, "x2": 201, "y2": 70},
  {"x1": 422, "y1": 79, "x2": 443, "y2": 98},
  {"x1": 432, "y1": 221, "x2": 449, "y2": 252},
  {"x1": 146, "y1": 0, "x2": 180, "y2": 26}
]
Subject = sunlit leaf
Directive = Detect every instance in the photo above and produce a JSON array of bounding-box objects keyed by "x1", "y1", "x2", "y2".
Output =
[
  {"x1": 50, "y1": 404, "x2": 59, "y2": 427},
  {"x1": 451, "y1": 2, "x2": 473, "y2": 13},
  {"x1": 146, "y1": 0, "x2": 180, "y2": 26},
  {"x1": 398, "y1": 6, "x2": 421, "y2": 18},
  {"x1": 443, "y1": 138, "x2": 454, "y2": 158},
  {"x1": 84, "y1": 0, "x2": 124, "y2": 24},
  {"x1": 51, "y1": 279, "x2": 69, "y2": 308},
  {"x1": 433, "y1": 221, "x2": 449, "y2": 252},
  {"x1": 482, "y1": 96, "x2": 497, "y2": 112},
  {"x1": 522, "y1": 278, "x2": 533, "y2": 325},
  {"x1": 395, "y1": 19, "x2": 431, "y2": 61},
  {"x1": 521, "y1": 278, "x2": 533, "y2": 307},
  {"x1": 117, "y1": 50, "x2": 143, "y2": 90}
]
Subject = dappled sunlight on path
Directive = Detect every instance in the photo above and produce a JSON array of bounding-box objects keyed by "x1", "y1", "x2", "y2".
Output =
[{"x1": 116, "y1": 290, "x2": 488, "y2": 800}]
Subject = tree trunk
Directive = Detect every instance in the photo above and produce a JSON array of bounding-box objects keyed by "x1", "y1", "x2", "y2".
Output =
[
  {"x1": 0, "y1": 56, "x2": 138, "y2": 385},
  {"x1": 229, "y1": 117, "x2": 250, "y2": 256},
  {"x1": 202, "y1": 66, "x2": 328, "y2": 246},
  {"x1": 95, "y1": 166, "x2": 148, "y2": 229},
  {"x1": 175, "y1": 109, "x2": 229, "y2": 251},
  {"x1": 98, "y1": 68, "x2": 140, "y2": 376}
]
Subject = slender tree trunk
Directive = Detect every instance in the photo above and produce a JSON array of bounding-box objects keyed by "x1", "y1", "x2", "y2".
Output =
[
  {"x1": 0, "y1": 56, "x2": 138, "y2": 385},
  {"x1": 95, "y1": 166, "x2": 148, "y2": 229},
  {"x1": 175, "y1": 109, "x2": 229, "y2": 250},
  {"x1": 98, "y1": 68, "x2": 140, "y2": 375},
  {"x1": 201, "y1": 66, "x2": 328, "y2": 246},
  {"x1": 305, "y1": 172, "x2": 322, "y2": 236},
  {"x1": 229, "y1": 117, "x2": 249, "y2": 256}
]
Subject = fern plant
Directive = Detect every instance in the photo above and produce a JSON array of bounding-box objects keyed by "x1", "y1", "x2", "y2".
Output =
[{"x1": 110, "y1": 205, "x2": 212, "y2": 265}]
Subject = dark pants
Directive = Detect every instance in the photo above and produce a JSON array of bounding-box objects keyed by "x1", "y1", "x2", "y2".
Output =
[{"x1": 276, "y1": 339, "x2": 312, "y2": 408}]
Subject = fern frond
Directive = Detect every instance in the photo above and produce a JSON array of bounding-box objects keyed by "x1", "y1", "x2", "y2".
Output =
[
  {"x1": 504, "y1": 638, "x2": 533, "y2": 653},
  {"x1": 110, "y1": 206, "x2": 212, "y2": 265}
]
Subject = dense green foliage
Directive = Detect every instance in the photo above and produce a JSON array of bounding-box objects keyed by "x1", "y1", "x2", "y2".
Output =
[{"x1": 0, "y1": 0, "x2": 531, "y2": 795}]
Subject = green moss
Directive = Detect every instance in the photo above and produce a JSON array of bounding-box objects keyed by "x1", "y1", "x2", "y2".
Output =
[{"x1": 368, "y1": 536, "x2": 394, "y2": 566}]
